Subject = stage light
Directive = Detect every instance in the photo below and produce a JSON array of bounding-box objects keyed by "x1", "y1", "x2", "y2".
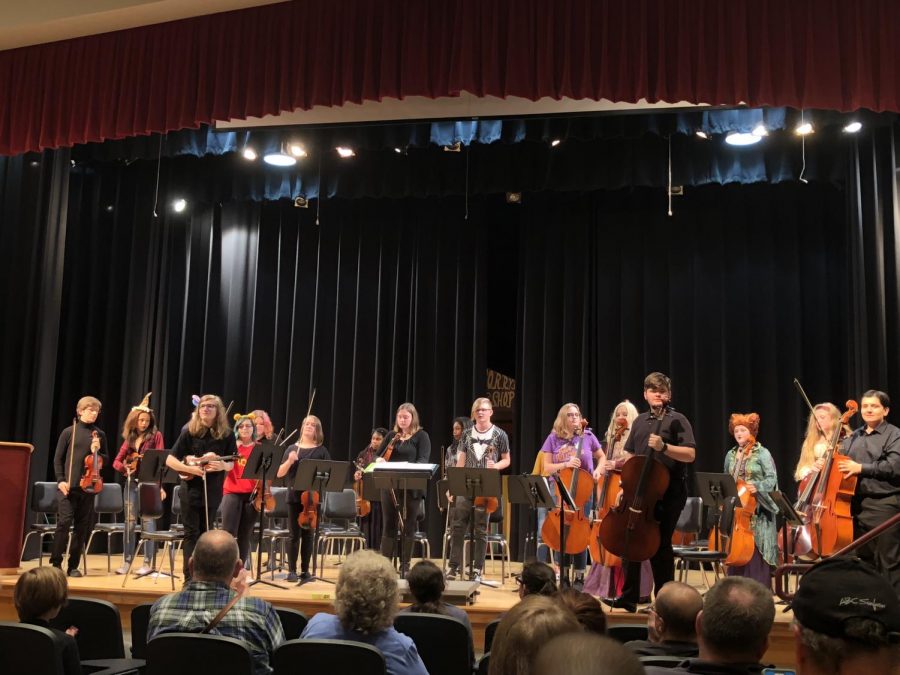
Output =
[
  {"x1": 752, "y1": 124, "x2": 768, "y2": 137},
  {"x1": 293, "y1": 196, "x2": 309, "y2": 208},
  {"x1": 443, "y1": 142, "x2": 462, "y2": 152},
  {"x1": 336, "y1": 146, "x2": 355, "y2": 158},
  {"x1": 105, "y1": 205, "x2": 114, "y2": 213},
  {"x1": 795, "y1": 122, "x2": 814, "y2": 135},
  {"x1": 505, "y1": 192, "x2": 522, "y2": 204},
  {"x1": 263, "y1": 150, "x2": 297, "y2": 166},
  {"x1": 172, "y1": 198, "x2": 187, "y2": 213},
  {"x1": 289, "y1": 144, "x2": 307, "y2": 158},
  {"x1": 843, "y1": 121, "x2": 862, "y2": 133},
  {"x1": 242, "y1": 147, "x2": 258, "y2": 161},
  {"x1": 725, "y1": 132, "x2": 762, "y2": 146},
  {"x1": 695, "y1": 131, "x2": 708, "y2": 139},
  {"x1": 550, "y1": 139, "x2": 561, "y2": 147}
]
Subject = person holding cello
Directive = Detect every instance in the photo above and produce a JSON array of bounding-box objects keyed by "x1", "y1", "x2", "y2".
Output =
[
  {"x1": 604, "y1": 372, "x2": 696, "y2": 613},
  {"x1": 794, "y1": 403, "x2": 847, "y2": 483},
  {"x1": 50, "y1": 396, "x2": 109, "y2": 577},
  {"x1": 837, "y1": 390, "x2": 900, "y2": 593},
  {"x1": 277, "y1": 415, "x2": 330, "y2": 582},
  {"x1": 540, "y1": 402, "x2": 603, "y2": 590},
  {"x1": 447, "y1": 398, "x2": 511, "y2": 582},
  {"x1": 722, "y1": 413, "x2": 779, "y2": 587},
  {"x1": 220, "y1": 412, "x2": 260, "y2": 567}
]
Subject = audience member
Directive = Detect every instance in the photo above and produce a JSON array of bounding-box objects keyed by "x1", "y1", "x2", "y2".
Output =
[
  {"x1": 644, "y1": 576, "x2": 775, "y2": 675},
  {"x1": 516, "y1": 560, "x2": 558, "y2": 599},
  {"x1": 557, "y1": 589, "x2": 607, "y2": 635},
  {"x1": 301, "y1": 549, "x2": 427, "y2": 675},
  {"x1": 626, "y1": 581, "x2": 701, "y2": 658},
  {"x1": 401, "y1": 560, "x2": 474, "y2": 664},
  {"x1": 791, "y1": 556, "x2": 900, "y2": 675},
  {"x1": 147, "y1": 530, "x2": 284, "y2": 675},
  {"x1": 488, "y1": 594, "x2": 581, "y2": 675},
  {"x1": 14, "y1": 566, "x2": 80, "y2": 675},
  {"x1": 534, "y1": 632, "x2": 645, "y2": 675}
]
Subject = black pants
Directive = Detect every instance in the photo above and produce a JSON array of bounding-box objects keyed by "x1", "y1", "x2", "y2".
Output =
[
  {"x1": 181, "y1": 495, "x2": 217, "y2": 580},
  {"x1": 449, "y1": 497, "x2": 489, "y2": 571},
  {"x1": 50, "y1": 488, "x2": 95, "y2": 570},
  {"x1": 220, "y1": 492, "x2": 256, "y2": 565},
  {"x1": 380, "y1": 490, "x2": 422, "y2": 565},
  {"x1": 621, "y1": 478, "x2": 687, "y2": 604},
  {"x1": 854, "y1": 494, "x2": 900, "y2": 594},
  {"x1": 287, "y1": 502, "x2": 315, "y2": 574}
]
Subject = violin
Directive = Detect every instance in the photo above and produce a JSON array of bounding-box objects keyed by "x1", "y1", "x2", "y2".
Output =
[
  {"x1": 714, "y1": 436, "x2": 758, "y2": 567},
  {"x1": 473, "y1": 442, "x2": 500, "y2": 513},
  {"x1": 79, "y1": 431, "x2": 104, "y2": 494},
  {"x1": 354, "y1": 460, "x2": 371, "y2": 518},
  {"x1": 298, "y1": 489, "x2": 319, "y2": 529},
  {"x1": 123, "y1": 449, "x2": 141, "y2": 474},
  {"x1": 178, "y1": 453, "x2": 241, "y2": 480},
  {"x1": 541, "y1": 419, "x2": 595, "y2": 555},
  {"x1": 252, "y1": 479, "x2": 275, "y2": 513}
]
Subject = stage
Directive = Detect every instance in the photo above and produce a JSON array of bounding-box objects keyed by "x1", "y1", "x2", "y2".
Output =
[{"x1": 0, "y1": 554, "x2": 797, "y2": 666}]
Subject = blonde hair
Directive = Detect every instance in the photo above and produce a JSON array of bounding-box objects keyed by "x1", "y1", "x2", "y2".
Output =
[
  {"x1": 470, "y1": 397, "x2": 493, "y2": 419},
  {"x1": 187, "y1": 394, "x2": 231, "y2": 439},
  {"x1": 551, "y1": 403, "x2": 582, "y2": 440},
  {"x1": 299, "y1": 415, "x2": 325, "y2": 445},
  {"x1": 604, "y1": 400, "x2": 639, "y2": 448},
  {"x1": 14, "y1": 566, "x2": 68, "y2": 620},
  {"x1": 334, "y1": 550, "x2": 399, "y2": 634},
  {"x1": 795, "y1": 403, "x2": 842, "y2": 481},
  {"x1": 394, "y1": 402, "x2": 422, "y2": 436},
  {"x1": 489, "y1": 595, "x2": 582, "y2": 675},
  {"x1": 76, "y1": 396, "x2": 101, "y2": 413}
]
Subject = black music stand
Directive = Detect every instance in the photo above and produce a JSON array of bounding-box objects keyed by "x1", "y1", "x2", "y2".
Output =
[
  {"x1": 694, "y1": 472, "x2": 740, "y2": 554},
  {"x1": 447, "y1": 467, "x2": 502, "y2": 587},
  {"x1": 241, "y1": 442, "x2": 286, "y2": 589},
  {"x1": 769, "y1": 490, "x2": 805, "y2": 604},
  {"x1": 293, "y1": 459, "x2": 350, "y2": 585},
  {"x1": 506, "y1": 474, "x2": 555, "y2": 562},
  {"x1": 134, "y1": 450, "x2": 180, "y2": 580},
  {"x1": 372, "y1": 464, "x2": 436, "y2": 579}
]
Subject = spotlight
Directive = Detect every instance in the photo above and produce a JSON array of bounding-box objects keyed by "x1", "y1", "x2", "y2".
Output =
[
  {"x1": 263, "y1": 147, "x2": 297, "y2": 166},
  {"x1": 293, "y1": 196, "x2": 309, "y2": 208},
  {"x1": 242, "y1": 147, "x2": 258, "y2": 161},
  {"x1": 505, "y1": 192, "x2": 522, "y2": 204},
  {"x1": 336, "y1": 146, "x2": 355, "y2": 158},
  {"x1": 29, "y1": 160, "x2": 39, "y2": 167},
  {"x1": 289, "y1": 144, "x2": 307, "y2": 158},
  {"x1": 550, "y1": 139, "x2": 561, "y2": 147},
  {"x1": 725, "y1": 132, "x2": 762, "y2": 146},
  {"x1": 172, "y1": 198, "x2": 187, "y2": 213},
  {"x1": 443, "y1": 142, "x2": 462, "y2": 153},
  {"x1": 695, "y1": 131, "x2": 709, "y2": 139},
  {"x1": 752, "y1": 124, "x2": 768, "y2": 137},
  {"x1": 843, "y1": 121, "x2": 862, "y2": 133},
  {"x1": 105, "y1": 205, "x2": 114, "y2": 213},
  {"x1": 795, "y1": 122, "x2": 814, "y2": 136},
  {"x1": 394, "y1": 146, "x2": 409, "y2": 155}
]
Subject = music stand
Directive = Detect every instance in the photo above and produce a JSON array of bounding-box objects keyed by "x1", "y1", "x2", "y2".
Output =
[
  {"x1": 447, "y1": 467, "x2": 502, "y2": 587},
  {"x1": 769, "y1": 490, "x2": 805, "y2": 602},
  {"x1": 241, "y1": 443, "x2": 286, "y2": 589},
  {"x1": 507, "y1": 475, "x2": 555, "y2": 562},
  {"x1": 549, "y1": 474, "x2": 580, "y2": 588},
  {"x1": 133, "y1": 450, "x2": 180, "y2": 580},
  {"x1": 694, "y1": 472, "x2": 740, "y2": 555},
  {"x1": 293, "y1": 459, "x2": 350, "y2": 585}
]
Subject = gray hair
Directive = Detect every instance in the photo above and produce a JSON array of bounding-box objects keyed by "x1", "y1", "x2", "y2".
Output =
[{"x1": 334, "y1": 550, "x2": 399, "y2": 634}]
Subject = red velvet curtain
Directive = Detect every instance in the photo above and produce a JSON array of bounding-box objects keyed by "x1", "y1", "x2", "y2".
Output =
[{"x1": 2, "y1": 0, "x2": 899, "y2": 156}]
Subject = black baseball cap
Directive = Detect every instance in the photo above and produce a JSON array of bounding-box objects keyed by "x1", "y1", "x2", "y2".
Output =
[{"x1": 792, "y1": 556, "x2": 900, "y2": 641}]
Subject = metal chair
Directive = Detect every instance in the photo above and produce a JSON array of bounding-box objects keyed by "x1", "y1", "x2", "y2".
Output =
[
  {"x1": 84, "y1": 482, "x2": 127, "y2": 573},
  {"x1": 674, "y1": 497, "x2": 727, "y2": 590},
  {"x1": 122, "y1": 483, "x2": 184, "y2": 590},
  {"x1": 21, "y1": 481, "x2": 68, "y2": 566},
  {"x1": 315, "y1": 489, "x2": 367, "y2": 572},
  {"x1": 394, "y1": 612, "x2": 472, "y2": 675},
  {"x1": 146, "y1": 633, "x2": 254, "y2": 675},
  {"x1": 460, "y1": 500, "x2": 510, "y2": 578},
  {"x1": 412, "y1": 499, "x2": 431, "y2": 560},
  {"x1": 273, "y1": 639, "x2": 385, "y2": 675},
  {"x1": 260, "y1": 487, "x2": 291, "y2": 577}
]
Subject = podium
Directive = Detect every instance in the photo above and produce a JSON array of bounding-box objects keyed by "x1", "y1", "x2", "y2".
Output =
[{"x1": 1, "y1": 442, "x2": 34, "y2": 573}]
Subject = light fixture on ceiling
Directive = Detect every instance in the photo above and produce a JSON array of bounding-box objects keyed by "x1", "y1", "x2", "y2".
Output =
[
  {"x1": 506, "y1": 192, "x2": 522, "y2": 204},
  {"x1": 550, "y1": 139, "x2": 561, "y2": 147},
  {"x1": 443, "y1": 141, "x2": 462, "y2": 152},
  {"x1": 725, "y1": 132, "x2": 762, "y2": 146},
  {"x1": 336, "y1": 146, "x2": 355, "y2": 158},
  {"x1": 843, "y1": 121, "x2": 862, "y2": 133},
  {"x1": 264, "y1": 144, "x2": 297, "y2": 166},
  {"x1": 172, "y1": 198, "x2": 187, "y2": 213},
  {"x1": 795, "y1": 110, "x2": 814, "y2": 136},
  {"x1": 695, "y1": 131, "x2": 709, "y2": 139},
  {"x1": 242, "y1": 147, "x2": 258, "y2": 161},
  {"x1": 293, "y1": 196, "x2": 309, "y2": 208},
  {"x1": 289, "y1": 143, "x2": 307, "y2": 158},
  {"x1": 752, "y1": 123, "x2": 768, "y2": 137}
]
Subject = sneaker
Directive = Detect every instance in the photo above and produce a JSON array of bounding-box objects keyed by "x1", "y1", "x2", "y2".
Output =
[
  {"x1": 67, "y1": 569, "x2": 83, "y2": 578},
  {"x1": 469, "y1": 569, "x2": 483, "y2": 583},
  {"x1": 286, "y1": 571, "x2": 299, "y2": 582},
  {"x1": 446, "y1": 568, "x2": 458, "y2": 581},
  {"x1": 573, "y1": 573, "x2": 585, "y2": 592},
  {"x1": 299, "y1": 571, "x2": 312, "y2": 582},
  {"x1": 115, "y1": 563, "x2": 130, "y2": 575},
  {"x1": 133, "y1": 565, "x2": 152, "y2": 576}
]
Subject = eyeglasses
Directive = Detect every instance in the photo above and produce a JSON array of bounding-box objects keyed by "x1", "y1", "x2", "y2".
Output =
[
  {"x1": 199, "y1": 403, "x2": 216, "y2": 410},
  {"x1": 566, "y1": 412, "x2": 582, "y2": 418},
  {"x1": 476, "y1": 408, "x2": 492, "y2": 413}
]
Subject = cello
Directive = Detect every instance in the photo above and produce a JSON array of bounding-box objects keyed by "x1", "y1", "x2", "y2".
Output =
[
  {"x1": 714, "y1": 435, "x2": 758, "y2": 567},
  {"x1": 541, "y1": 419, "x2": 594, "y2": 555},
  {"x1": 589, "y1": 417, "x2": 627, "y2": 567}
]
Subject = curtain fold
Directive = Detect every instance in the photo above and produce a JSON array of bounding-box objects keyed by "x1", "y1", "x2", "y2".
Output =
[{"x1": 3, "y1": 0, "x2": 900, "y2": 155}]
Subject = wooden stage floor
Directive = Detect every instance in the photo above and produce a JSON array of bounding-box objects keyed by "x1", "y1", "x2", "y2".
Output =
[{"x1": 0, "y1": 553, "x2": 797, "y2": 666}]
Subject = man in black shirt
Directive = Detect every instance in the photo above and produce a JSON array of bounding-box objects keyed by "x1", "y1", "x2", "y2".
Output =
[
  {"x1": 838, "y1": 389, "x2": 900, "y2": 593},
  {"x1": 625, "y1": 581, "x2": 702, "y2": 658},
  {"x1": 607, "y1": 372, "x2": 696, "y2": 613}
]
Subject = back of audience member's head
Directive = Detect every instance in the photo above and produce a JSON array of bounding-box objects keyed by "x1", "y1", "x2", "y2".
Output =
[
  {"x1": 517, "y1": 560, "x2": 558, "y2": 598},
  {"x1": 14, "y1": 566, "x2": 68, "y2": 621},
  {"x1": 406, "y1": 560, "x2": 445, "y2": 613},
  {"x1": 190, "y1": 530, "x2": 241, "y2": 583},
  {"x1": 699, "y1": 577, "x2": 774, "y2": 663},
  {"x1": 534, "y1": 632, "x2": 644, "y2": 675},
  {"x1": 335, "y1": 549, "x2": 399, "y2": 635},
  {"x1": 557, "y1": 589, "x2": 607, "y2": 635},
  {"x1": 489, "y1": 595, "x2": 581, "y2": 675},
  {"x1": 651, "y1": 581, "x2": 703, "y2": 643},
  {"x1": 791, "y1": 556, "x2": 900, "y2": 675}
]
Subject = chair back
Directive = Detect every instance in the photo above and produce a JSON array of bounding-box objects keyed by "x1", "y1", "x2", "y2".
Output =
[
  {"x1": 131, "y1": 603, "x2": 153, "y2": 658},
  {"x1": 394, "y1": 612, "x2": 471, "y2": 675},
  {"x1": 483, "y1": 617, "x2": 501, "y2": 653},
  {"x1": 607, "y1": 623, "x2": 649, "y2": 644},
  {"x1": 172, "y1": 484, "x2": 184, "y2": 517},
  {"x1": 140, "y1": 482, "x2": 165, "y2": 520},
  {"x1": 49, "y1": 596, "x2": 125, "y2": 659},
  {"x1": 640, "y1": 654, "x2": 687, "y2": 669},
  {"x1": 323, "y1": 489, "x2": 358, "y2": 520},
  {"x1": 488, "y1": 498, "x2": 504, "y2": 523},
  {"x1": 274, "y1": 606, "x2": 308, "y2": 640},
  {"x1": 675, "y1": 496, "x2": 703, "y2": 534},
  {"x1": 93, "y1": 482, "x2": 124, "y2": 514},
  {"x1": 31, "y1": 482, "x2": 61, "y2": 514},
  {"x1": 273, "y1": 638, "x2": 385, "y2": 675},
  {"x1": 147, "y1": 633, "x2": 254, "y2": 675},
  {"x1": 269, "y1": 487, "x2": 289, "y2": 519},
  {"x1": 477, "y1": 652, "x2": 490, "y2": 675},
  {"x1": 0, "y1": 621, "x2": 67, "y2": 674}
]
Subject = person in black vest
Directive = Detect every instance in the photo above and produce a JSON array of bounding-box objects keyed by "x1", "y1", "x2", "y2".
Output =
[{"x1": 50, "y1": 395, "x2": 109, "y2": 577}]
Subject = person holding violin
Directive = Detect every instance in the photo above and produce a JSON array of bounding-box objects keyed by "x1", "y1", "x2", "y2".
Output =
[
  {"x1": 112, "y1": 393, "x2": 165, "y2": 575},
  {"x1": 837, "y1": 389, "x2": 900, "y2": 592},
  {"x1": 377, "y1": 402, "x2": 432, "y2": 577},
  {"x1": 607, "y1": 372, "x2": 696, "y2": 613},
  {"x1": 447, "y1": 398, "x2": 511, "y2": 582},
  {"x1": 277, "y1": 415, "x2": 330, "y2": 582},
  {"x1": 722, "y1": 413, "x2": 779, "y2": 587},
  {"x1": 166, "y1": 394, "x2": 236, "y2": 582},
  {"x1": 50, "y1": 396, "x2": 109, "y2": 577},
  {"x1": 220, "y1": 413, "x2": 260, "y2": 567},
  {"x1": 353, "y1": 427, "x2": 388, "y2": 550},
  {"x1": 540, "y1": 402, "x2": 602, "y2": 590},
  {"x1": 794, "y1": 403, "x2": 848, "y2": 484}
]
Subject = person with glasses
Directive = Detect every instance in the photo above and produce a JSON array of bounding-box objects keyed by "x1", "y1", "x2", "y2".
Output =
[
  {"x1": 623, "y1": 581, "x2": 701, "y2": 658},
  {"x1": 447, "y1": 398, "x2": 510, "y2": 581}
]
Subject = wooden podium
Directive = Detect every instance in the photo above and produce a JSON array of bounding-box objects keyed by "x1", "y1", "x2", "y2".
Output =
[{"x1": 0, "y1": 442, "x2": 34, "y2": 573}]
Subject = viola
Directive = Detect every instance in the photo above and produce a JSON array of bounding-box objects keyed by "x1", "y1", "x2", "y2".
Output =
[
  {"x1": 178, "y1": 453, "x2": 241, "y2": 480},
  {"x1": 542, "y1": 419, "x2": 594, "y2": 555},
  {"x1": 714, "y1": 437, "x2": 758, "y2": 567},
  {"x1": 79, "y1": 431, "x2": 104, "y2": 494},
  {"x1": 298, "y1": 490, "x2": 319, "y2": 529}
]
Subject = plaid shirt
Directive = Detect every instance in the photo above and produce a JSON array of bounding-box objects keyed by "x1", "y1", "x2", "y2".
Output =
[{"x1": 148, "y1": 580, "x2": 284, "y2": 675}]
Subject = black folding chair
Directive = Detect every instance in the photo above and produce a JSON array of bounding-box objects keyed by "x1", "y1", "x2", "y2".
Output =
[
  {"x1": 273, "y1": 638, "x2": 385, "y2": 675},
  {"x1": 477, "y1": 652, "x2": 490, "y2": 675},
  {"x1": 85, "y1": 482, "x2": 126, "y2": 573},
  {"x1": 483, "y1": 617, "x2": 501, "y2": 653},
  {"x1": 146, "y1": 633, "x2": 254, "y2": 675},
  {"x1": 50, "y1": 596, "x2": 127, "y2": 659},
  {"x1": 20, "y1": 482, "x2": 67, "y2": 566},
  {"x1": 0, "y1": 621, "x2": 66, "y2": 675},
  {"x1": 639, "y1": 654, "x2": 688, "y2": 669},
  {"x1": 130, "y1": 603, "x2": 153, "y2": 658},
  {"x1": 273, "y1": 606, "x2": 308, "y2": 640},
  {"x1": 394, "y1": 612, "x2": 471, "y2": 675},
  {"x1": 607, "y1": 623, "x2": 649, "y2": 644}
]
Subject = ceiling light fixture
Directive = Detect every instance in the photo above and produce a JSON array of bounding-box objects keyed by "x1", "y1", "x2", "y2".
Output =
[
  {"x1": 172, "y1": 198, "x2": 187, "y2": 213},
  {"x1": 336, "y1": 146, "x2": 355, "y2": 158},
  {"x1": 695, "y1": 131, "x2": 709, "y2": 139},
  {"x1": 289, "y1": 144, "x2": 307, "y2": 158},
  {"x1": 725, "y1": 132, "x2": 762, "y2": 146},
  {"x1": 242, "y1": 147, "x2": 258, "y2": 161},
  {"x1": 843, "y1": 121, "x2": 862, "y2": 133},
  {"x1": 550, "y1": 139, "x2": 561, "y2": 147},
  {"x1": 752, "y1": 124, "x2": 768, "y2": 137}
]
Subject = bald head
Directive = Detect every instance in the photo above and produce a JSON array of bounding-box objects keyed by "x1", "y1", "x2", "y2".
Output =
[
  {"x1": 190, "y1": 530, "x2": 241, "y2": 583},
  {"x1": 653, "y1": 581, "x2": 703, "y2": 642}
]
